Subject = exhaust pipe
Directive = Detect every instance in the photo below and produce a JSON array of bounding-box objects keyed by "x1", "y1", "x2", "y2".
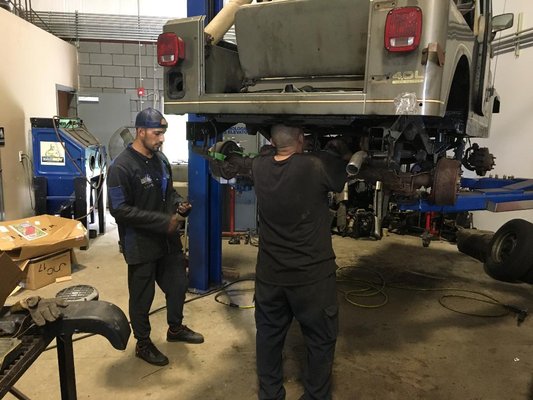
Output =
[
  {"x1": 346, "y1": 151, "x2": 368, "y2": 176},
  {"x1": 204, "y1": 0, "x2": 253, "y2": 45}
]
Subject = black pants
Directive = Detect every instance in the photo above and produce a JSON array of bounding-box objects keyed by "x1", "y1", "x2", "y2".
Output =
[
  {"x1": 255, "y1": 274, "x2": 338, "y2": 400},
  {"x1": 128, "y1": 252, "x2": 188, "y2": 341}
]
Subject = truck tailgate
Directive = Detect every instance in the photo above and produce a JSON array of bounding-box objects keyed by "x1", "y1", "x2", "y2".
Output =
[{"x1": 235, "y1": 0, "x2": 370, "y2": 80}]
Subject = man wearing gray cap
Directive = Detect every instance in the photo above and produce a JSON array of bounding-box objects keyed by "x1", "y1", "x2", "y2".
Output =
[{"x1": 107, "y1": 107, "x2": 203, "y2": 366}]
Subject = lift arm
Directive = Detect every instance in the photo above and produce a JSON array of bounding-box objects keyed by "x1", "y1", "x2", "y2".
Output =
[{"x1": 398, "y1": 177, "x2": 533, "y2": 213}]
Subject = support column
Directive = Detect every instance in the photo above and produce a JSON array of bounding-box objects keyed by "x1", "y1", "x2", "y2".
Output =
[{"x1": 186, "y1": 0, "x2": 225, "y2": 291}]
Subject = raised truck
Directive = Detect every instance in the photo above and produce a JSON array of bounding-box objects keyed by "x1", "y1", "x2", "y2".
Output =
[{"x1": 157, "y1": 0, "x2": 514, "y2": 215}]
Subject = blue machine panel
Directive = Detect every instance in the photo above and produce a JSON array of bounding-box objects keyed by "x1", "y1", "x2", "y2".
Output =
[{"x1": 31, "y1": 118, "x2": 105, "y2": 226}]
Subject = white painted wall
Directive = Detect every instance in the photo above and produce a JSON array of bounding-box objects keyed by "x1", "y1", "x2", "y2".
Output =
[
  {"x1": 29, "y1": 0, "x2": 186, "y2": 17},
  {"x1": 162, "y1": 114, "x2": 189, "y2": 164},
  {"x1": 0, "y1": 9, "x2": 78, "y2": 219},
  {"x1": 471, "y1": 0, "x2": 533, "y2": 231}
]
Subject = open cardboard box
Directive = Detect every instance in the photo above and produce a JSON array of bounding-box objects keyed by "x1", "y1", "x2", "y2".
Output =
[
  {"x1": 0, "y1": 215, "x2": 88, "y2": 261},
  {"x1": 0, "y1": 215, "x2": 87, "y2": 295},
  {"x1": 17, "y1": 249, "x2": 75, "y2": 290}
]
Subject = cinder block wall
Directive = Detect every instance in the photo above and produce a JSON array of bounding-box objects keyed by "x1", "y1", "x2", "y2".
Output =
[{"x1": 78, "y1": 41, "x2": 164, "y2": 125}]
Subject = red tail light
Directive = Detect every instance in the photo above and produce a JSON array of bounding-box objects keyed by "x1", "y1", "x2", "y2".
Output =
[
  {"x1": 157, "y1": 33, "x2": 185, "y2": 66},
  {"x1": 384, "y1": 7, "x2": 423, "y2": 52}
]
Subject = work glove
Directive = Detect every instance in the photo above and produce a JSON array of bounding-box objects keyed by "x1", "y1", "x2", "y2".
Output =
[{"x1": 12, "y1": 296, "x2": 68, "y2": 326}]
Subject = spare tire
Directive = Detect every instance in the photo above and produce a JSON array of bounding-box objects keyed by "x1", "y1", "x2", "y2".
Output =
[{"x1": 483, "y1": 219, "x2": 533, "y2": 282}]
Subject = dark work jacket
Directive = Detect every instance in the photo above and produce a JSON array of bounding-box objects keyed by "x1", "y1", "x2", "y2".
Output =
[
  {"x1": 107, "y1": 145, "x2": 183, "y2": 265},
  {"x1": 252, "y1": 151, "x2": 347, "y2": 286}
]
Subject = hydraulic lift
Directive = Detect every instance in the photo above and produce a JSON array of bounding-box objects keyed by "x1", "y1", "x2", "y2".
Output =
[
  {"x1": 183, "y1": 2, "x2": 533, "y2": 289},
  {"x1": 397, "y1": 177, "x2": 533, "y2": 213},
  {"x1": 395, "y1": 177, "x2": 533, "y2": 247},
  {"x1": 186, "y1": 0, "x2": 225, "y2": 291}
]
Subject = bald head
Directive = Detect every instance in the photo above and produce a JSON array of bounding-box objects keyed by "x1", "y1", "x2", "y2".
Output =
[{"x1": 270, "y1": 124, "x2": 304, "y2": 150}]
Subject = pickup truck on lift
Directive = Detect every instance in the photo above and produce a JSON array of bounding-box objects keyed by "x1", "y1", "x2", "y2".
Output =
[{"x1": 157, "y1": 0, "x2": 513, "y2": 206}]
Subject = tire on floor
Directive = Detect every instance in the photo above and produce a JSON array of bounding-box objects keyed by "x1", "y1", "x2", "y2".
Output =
[
  {"x1": 456, "y1": 228, "x2": 494, "y2": 263},
  {"x1": 483, "y1": 219, "x2": 533, "y2": 282}
]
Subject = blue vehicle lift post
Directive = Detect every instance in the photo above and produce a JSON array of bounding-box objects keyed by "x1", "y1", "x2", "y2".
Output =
[{"x1": 186, "y1": 0, "x2": 225, "y2": 291}]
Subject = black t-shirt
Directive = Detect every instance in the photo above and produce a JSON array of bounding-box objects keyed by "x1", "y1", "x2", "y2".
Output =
[{"x1": 252, "y1": 151, "x2": 347, "y2": 286}]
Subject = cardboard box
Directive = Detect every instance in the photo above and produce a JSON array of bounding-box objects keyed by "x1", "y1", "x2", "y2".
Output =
[
  {"x1": 0, "y1": 215, "x2": 88, "y2": 261},
  {"x1": 0, "y1": 252, "x2": 24, "y2": 306},
  {"x1": 17, "y1": 249, "x2": 74, "y2": 290}
]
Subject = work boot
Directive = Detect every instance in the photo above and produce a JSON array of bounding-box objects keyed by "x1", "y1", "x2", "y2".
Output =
[
  {"x1": 167, "y1": 325, "x2": 204, "y2": 344},
  {"x1": 135, "y1": 339, "x2": 169, "y2": 366}
]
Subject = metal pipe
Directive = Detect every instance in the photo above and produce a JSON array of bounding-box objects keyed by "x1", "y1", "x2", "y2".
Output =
[
  {"x1": 373, "y1": 181, "x2": 383, "y2": 239},
  {"x1": 495, "y1": 42, "x2": 533, "y2": 56},
  {"x1": 495, "y1": 41, "x2": 533, "y2": 56},
  {"x1": 229, "y1": 186, "x2": 235, "y2": 235},
  {"x1": 336, "y1": 183, "x2": 349, "y2": 203},
  {"x1": 492, "y1": 26, "x2": 533, "y2": 56},
  {"x1": 204, "y1": 0, "x2": 253, "y2": 45},
  {"x1": 493, "y1": 26, "x2": 533, "y2": 42},
  {"x1": 346, "y1": 151, "x2": 368, "y2": 176},
  {"x1": 493, "y1": 31, "x2": 533, "y2": 47}
]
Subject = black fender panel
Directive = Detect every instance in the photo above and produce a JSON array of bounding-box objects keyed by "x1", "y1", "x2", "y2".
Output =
[{"x1": 44, "y1": 301, "x2": 130, "y2": 350}]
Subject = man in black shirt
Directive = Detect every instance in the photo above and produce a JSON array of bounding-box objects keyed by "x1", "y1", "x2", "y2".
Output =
[
  {"x1": 252, "y1": 124, "x2": 349, "y2": 400},
  {"x1": 107, "y1": 108, "x2": 203, "y2": 366}
]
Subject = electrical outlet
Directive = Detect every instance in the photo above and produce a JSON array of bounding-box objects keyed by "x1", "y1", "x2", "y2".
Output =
[{"x1": 18, "y1": 151, "x2": 23, "y2": 162}]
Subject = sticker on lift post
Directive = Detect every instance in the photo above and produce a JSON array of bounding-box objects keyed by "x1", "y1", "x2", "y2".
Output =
[{"x1": 40, "y1": 141, "x2": 65, "y2": 166}]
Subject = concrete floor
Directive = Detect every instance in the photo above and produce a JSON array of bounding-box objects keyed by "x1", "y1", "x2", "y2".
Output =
[{"x1": 4, "y1": 220, "x2": 533, "y2": 400}]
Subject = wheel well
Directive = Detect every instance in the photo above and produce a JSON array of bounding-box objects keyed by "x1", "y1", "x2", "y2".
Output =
[{"x1": 446, "y1": 56, "x2": 470, "y2": 114}]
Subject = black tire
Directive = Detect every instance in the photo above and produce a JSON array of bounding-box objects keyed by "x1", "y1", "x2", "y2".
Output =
[
  {"x1": 522, "y1": 269, "x2": 533, "y2": 284},
  {"x1": 456, "y1": 229, "x2": 494, "y2": 263},
  {"x1": 483, "y1": 219, "x2": 533, "y2": 282}
]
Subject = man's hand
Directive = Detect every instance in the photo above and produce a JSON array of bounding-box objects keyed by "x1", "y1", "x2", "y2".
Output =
[
  {"x1": 177, "y1": 201, "x2": 192, "y2": 217},
  {"x1": 15, "y1": 296, "x2": 68, "y2": 326},
  {"x1": 167, "y1": 214, "x2": 180, "y2": 234}
]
